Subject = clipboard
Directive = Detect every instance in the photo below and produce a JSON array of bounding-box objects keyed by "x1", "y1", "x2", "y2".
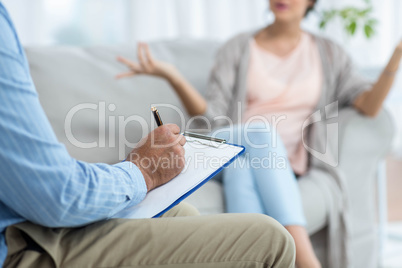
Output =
[{"x1": 112, "y1": 132, "x2": 245, "y2": 219}]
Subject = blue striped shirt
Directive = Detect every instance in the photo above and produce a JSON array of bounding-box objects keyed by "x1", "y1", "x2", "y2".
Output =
[{"x1": 0, "y1": 3, "x2": 147, "y2": 266}]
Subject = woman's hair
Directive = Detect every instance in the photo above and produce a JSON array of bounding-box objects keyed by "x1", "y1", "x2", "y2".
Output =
[{"x1": 305, "y1": 0, "x2": 318, "y2": 16}]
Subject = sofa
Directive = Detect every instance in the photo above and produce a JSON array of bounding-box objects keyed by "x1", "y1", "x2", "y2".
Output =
[{"x1": 25, "y1": 39, "x2": 394, "y2": 267}]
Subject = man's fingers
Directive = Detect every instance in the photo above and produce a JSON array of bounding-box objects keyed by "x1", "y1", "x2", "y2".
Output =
[
  {"x1": 178, "y1": 135, "x2": 187, "y2": 146},
  {"x1": 115, "y1": 71, "x2": 136, "y2": 79},
  {"x1": 165, "y1": 124, "x2": 181, "y2": 135}
]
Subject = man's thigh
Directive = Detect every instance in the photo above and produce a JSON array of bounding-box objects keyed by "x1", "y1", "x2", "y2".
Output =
[{"x1": 5, "y1": 204, "x2": 295, "y2": 268}]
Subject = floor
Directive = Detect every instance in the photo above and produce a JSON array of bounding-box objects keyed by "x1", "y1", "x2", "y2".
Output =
[
  {"x1": 386, "y1": 158, "x2": 402, "y2": 221},
  {"x1": 381, "y1": 222, "x2": 402, "y2": 268},
  {"x1": 380, "y1": 158, "x2": 402, "y2": 267}
]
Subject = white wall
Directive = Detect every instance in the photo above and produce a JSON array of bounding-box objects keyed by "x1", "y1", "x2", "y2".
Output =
[{"x1": 2, "y1": 0, "x2": 401, "y2": 68}]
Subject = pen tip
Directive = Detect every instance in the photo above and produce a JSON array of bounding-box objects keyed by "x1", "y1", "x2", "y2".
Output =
[{"x1": 151, "y1": 107, "x2": 157, "y2": 112}]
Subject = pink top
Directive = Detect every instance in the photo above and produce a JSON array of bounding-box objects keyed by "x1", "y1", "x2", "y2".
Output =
[{"x1": 244, "y1": 32, "x2": 323, "y2": 175}]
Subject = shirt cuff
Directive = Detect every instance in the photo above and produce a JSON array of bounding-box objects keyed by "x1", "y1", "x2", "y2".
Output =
[{"x1": 113, "y1": 161, "x2": 148, "y2": 205}]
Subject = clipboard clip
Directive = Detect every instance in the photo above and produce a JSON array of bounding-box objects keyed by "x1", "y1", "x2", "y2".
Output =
[{"x1": 183, "y1": 131, "x2": 226, "y2": 144}]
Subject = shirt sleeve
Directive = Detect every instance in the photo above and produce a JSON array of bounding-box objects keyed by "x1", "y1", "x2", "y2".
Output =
[
  {"x1": 331, "y1": 41, "x2": 372, "y2": 107},
  {"x1": 190, "y1": 35, "x2": 242, "y2": 131},
  {"x1": 0, "y1": 5, "x2": 147, "y2": 228}
]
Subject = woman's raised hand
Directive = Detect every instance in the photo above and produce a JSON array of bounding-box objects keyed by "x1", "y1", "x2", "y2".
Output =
[
  {"x1": 116, "y1": 42, "x2": 177, "y2": 80},
  {"x1": 396, "y1": 39, "x2": 402, "y2": 53},
  {"x1": 116, "y1": 42, "x2": 207, "y2": 116}
]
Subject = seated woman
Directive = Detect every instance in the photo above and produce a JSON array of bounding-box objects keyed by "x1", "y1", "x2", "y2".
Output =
[{"x1": 116, "y1": 0, "x2": 402, "y2": 267}]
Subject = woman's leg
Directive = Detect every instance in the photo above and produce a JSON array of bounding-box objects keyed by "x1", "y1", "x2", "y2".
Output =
[
  {"x1": 217, "y1": 124, "x2": 320, "y2": 268},
  {"x1": 286, "y1": 226, "x2": 321, "y2": 268},
  {"x1": 217, "y1": 124, "x2": 305, "y2": 225},
  {"x1": 223, "y1": 155, "x2": 265, "y2": 214},
  {"x1": 244, "y1": 125, "x2": 321, "y2": 268}
]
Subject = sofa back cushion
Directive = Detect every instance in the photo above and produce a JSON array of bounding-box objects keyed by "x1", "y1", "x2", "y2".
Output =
[{"x1": 25, "y1": 40, "x2": 220, "y2": 164}]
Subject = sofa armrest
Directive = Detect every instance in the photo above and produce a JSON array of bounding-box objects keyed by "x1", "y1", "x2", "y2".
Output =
[
  {"x1": 305, "y1": 107, "x2": 394, "y2": 267},
  {"x1": 336, "y1": 108, "x2": 394, "y2": 231},
  {"x1": 340, "y1": 108, "x2": 394, "y2": 267}
]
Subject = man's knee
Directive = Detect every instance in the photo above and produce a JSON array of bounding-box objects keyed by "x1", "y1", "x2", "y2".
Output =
[
  {"x1": 239, "y1": 214, "x2": 296, "y2": 267},
  {"x1": 161, "y1": 202, "x2": 200, "y2": 218}
]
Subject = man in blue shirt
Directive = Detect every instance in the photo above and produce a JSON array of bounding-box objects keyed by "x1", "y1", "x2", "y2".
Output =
[{"x1": 0, "y1": 2, "x2": 295, "y2": 267}]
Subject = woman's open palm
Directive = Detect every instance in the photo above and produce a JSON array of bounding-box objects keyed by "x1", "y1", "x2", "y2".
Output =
[
  {"x1": 115, "y1": 42, "x2": 207, "y2": 116},
  {"x1": 116, "y1": 43, "x2": 176, "y2": 80}
]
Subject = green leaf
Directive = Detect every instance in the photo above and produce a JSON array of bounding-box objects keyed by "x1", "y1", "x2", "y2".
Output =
[
  {"x1": 340, "y1": 8, "x2": 351, "y2": 19},
  {"x1": 364, "y1": 24, "x2": 375, "y2": 38},
  {"x1": 346, "y1": 21, "x2": 357, "y2": 35},
  {"x1": 319, "y1": 20, "x2": 327, "y2": 29}
]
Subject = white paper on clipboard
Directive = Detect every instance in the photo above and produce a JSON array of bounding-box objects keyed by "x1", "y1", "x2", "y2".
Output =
[{"x1": 112, "y1": 136, "x2": 245, "y2": 219}]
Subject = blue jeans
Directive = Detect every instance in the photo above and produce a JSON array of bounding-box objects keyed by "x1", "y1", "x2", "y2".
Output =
[{"x1": 215, "y1": 124, "x2": 306, "y2": 227}]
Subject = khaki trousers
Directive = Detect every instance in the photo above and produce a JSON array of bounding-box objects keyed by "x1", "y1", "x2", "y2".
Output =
[{"x1": 4, "y1": 203, "x2": 295, "y2": 268}]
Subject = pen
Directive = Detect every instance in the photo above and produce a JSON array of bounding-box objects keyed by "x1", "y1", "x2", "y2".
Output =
[
  {"x1": 151, "y1": 106, "x2": 163, "y2": 127},
  {"x1": 183, "y1": 131, "x2": 226, "y2": 144}
]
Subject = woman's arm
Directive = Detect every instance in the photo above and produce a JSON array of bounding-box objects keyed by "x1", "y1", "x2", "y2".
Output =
[
  {"x1": 116, "y1": 43, "x2": 206, "y2": 116},
  {"x1": 354, "y1": 40, "x2": 402, "y2": 117}
]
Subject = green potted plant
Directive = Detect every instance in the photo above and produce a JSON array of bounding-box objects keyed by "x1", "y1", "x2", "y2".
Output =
[{"x1": 319, "y1": 0, "x2": 378, "y2": 39}]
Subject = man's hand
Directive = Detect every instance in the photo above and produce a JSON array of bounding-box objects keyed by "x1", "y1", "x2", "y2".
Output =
[{"x1": 127, "y1": 124, "x2": 186, "y2": 192}]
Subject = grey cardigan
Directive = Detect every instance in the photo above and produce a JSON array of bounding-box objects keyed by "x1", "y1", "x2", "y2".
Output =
[{"x1": 194, "y1": 30, "x2": 372, "y2": 268}]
